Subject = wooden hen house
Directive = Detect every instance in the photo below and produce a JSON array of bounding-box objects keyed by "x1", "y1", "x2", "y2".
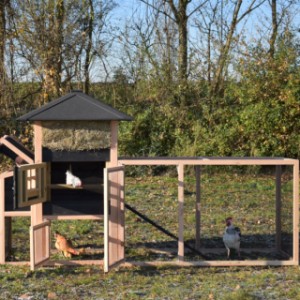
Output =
[{"x1": 0, "y1": 90, "x2": 132, "y2": 271}]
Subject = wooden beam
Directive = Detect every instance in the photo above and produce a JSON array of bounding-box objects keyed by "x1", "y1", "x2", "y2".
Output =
[
  {"x1": 31, "y1": 122, "x2": 43, "y2": 226},
  {"x1": 0, "y1": 136, "x2": 34, "y2": 164},
  {"x1": 177, "y1": 163, "x2": 184, "y2": 261},
  {"x1": 119, "y1": 157, "x2": 297, "y2": 166},
  {"x1": 275, "y1": 166, "x2": 282, "y2": 251},
  {"x1": 109, "y1": 121, "x2": 118, "y2": 167},
  {"x1": 44, "y1": 215, "x2": 103, "y2": 220},
  {"x1": 195, "y1": 166, "x2": 201, "y2": 250},
  {"x1": 292, "y1": 160, "x2": 299, "y2": 264},
  {"x1": 123, "y1": 259, "x2": 297, "y2": 268},
  {"x1": 0, "y1": 177, "x2": 5, "y2": 263}
]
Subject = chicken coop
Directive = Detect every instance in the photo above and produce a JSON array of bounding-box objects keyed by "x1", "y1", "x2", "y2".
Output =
[
  {"x1": 0, "y1": 91, "x2": 299, "y2": 272},
  {"x1": 0, "y1": 90, "x2": 132, "y2": 271}
]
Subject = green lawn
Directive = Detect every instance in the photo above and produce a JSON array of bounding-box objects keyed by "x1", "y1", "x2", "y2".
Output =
[{"x1": 1, "y1": 167, "x2": 299, "y2": 299}]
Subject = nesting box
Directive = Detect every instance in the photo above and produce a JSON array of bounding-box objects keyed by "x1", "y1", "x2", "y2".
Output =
[{"x1": 0, "y1": 90, "x2": 132, "y2": 270}]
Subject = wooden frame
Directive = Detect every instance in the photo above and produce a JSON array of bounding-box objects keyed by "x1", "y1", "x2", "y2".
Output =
[
  {"x1": 119, "y1": 157, "x2": 299, "y2": 267},
  {"x1": 15, "y1": 163, "x2": 47, "y2": 208},
  {"x1": 104, "y1": 166, "x2": 125, "y2": 272},
  {"x1": 30, "y1": 220, "x2": 51, "y2": 270}
]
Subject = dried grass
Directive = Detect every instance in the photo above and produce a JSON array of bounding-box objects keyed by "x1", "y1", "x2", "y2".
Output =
[{"x1": 42, "y1": 121, "x2": 111, "y2": 151}]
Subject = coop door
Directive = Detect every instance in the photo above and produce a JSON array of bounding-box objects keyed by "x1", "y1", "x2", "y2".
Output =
[
  {"x1": 30, "y1": 220, "x2": 51, "y2": 271},
  {"x1": 104, "y1": 166, "x2": 125, "y2": 272},
  {"x1": 14, "y1": 163, "x2": 47, "y2": 209}
]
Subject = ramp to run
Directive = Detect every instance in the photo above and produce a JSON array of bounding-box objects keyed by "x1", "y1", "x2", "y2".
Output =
[{"x1": 0, "y1": 135, "x2": 34, "y2": 163}]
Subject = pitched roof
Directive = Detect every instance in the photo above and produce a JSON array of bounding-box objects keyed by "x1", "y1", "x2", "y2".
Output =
[{"x1": 17, "y1": 90, "x2": 133, "y2": 121}]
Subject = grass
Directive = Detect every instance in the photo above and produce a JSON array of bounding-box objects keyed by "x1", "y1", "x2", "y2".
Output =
[{"x1": 1, "y1": 166, "x2": 299, "y2": 299}]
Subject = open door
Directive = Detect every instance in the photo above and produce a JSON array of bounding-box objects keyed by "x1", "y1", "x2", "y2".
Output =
[
  {"x1": 14, "y1": 162, "x2": 50, "y2": 270},
  {"x1": 30, "y1": 220, "x2": 51, "y2": 271},
  {"x1": 104, "y1": 166, "x2": 125, "y2": 272},
  {"x1": 14, "y1": 162, "x2": 47, "y2": 209}
]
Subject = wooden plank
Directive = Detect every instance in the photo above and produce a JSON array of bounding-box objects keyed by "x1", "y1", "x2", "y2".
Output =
[
  {"x1": 292, "y1": 160, "x2": 299, "y2": 264},
  {"x1": 5, "y1": 211, "x2": 31, "y2": 217},
  {"x1": 119, "y1": 157, "x2": 297, "y2": 166},
  {"x1": 0, "y1": 177, "x2": 5, "y2": 263},
  {"x1": 104, "y1": 167, "x2": 125, "y2": 272},
  {"x1": 0, "y1": 136, "x2": 34, "y2": 164},
  {"x1": 104, "y1": 168, "x2": 109, "y2": 272},
  {"x1": 195, "y1": 166, "x2": 201, "y2": 250},
  {"x1": 50, "y1": 184, "x2": 103, "y2": 189},
  {"x1": 109, "y1": 121, "x2": 118, "y2": 167},
  {"x1": 0, "y1": 171, "x2": 13, "y2": 179},
  {"x1": 44, "y1": 215, "x2": 103, "y2": 220},
  {"x1": 275, "y1": 166, "x2": 282, "y2": 251},
  {"x1": 43, "y1": 260, "x2": 104, "y2": 266},
  {"x1": 123, "y1": 259, "x2": 297, "y2": 268},
  {"x1": 31, "y1": 122, "x2": 44, "y2": 270},
  {"x1": 118, "y1": 168, "x2": 125, "y2": 260},
  {"x1": 177, "y1": 163, "x2": 184, "y2": 261},
  {"x1": 30, "y1": 221, "x2": 51, "y2": 271}
]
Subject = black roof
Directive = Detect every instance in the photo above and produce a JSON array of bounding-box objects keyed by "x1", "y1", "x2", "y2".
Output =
[{"x1": 17, "y1": 90, "x2": 133, "y2": 121}]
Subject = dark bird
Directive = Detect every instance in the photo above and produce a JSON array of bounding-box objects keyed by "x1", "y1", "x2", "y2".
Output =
[{"x1": 223, "y1": 217, "x2": 241, "y2": 259}]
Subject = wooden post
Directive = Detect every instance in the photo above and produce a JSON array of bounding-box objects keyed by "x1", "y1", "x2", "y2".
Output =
[
  {"x1": 195, "y1": 166, "x2": 201, "y2": 250},
  {"x1": 109, "y1": 121, "x2": 118, "y2": 167},
  {"x1": 31, "y1": 122, "x2": 43, "y2": 226},
  {"x1": 177, "y1": 163, "x2": 184, "y2": 261},
  {"x1": 31, "y1": 122, "x2": 44, "y2": 265},
  {"x1": 292, "y1": 160, "x2": 299, "y2": 264},
  {"x1": 275, "y1": 166, "x2": 282, "y2": 251},
  {"x1": 0, "y1": 177, "x2": 5, "y2": 263}
]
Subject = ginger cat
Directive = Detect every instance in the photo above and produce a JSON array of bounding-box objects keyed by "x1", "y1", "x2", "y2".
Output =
[{"x1": 54, "y1": 232, "x2": 85, "y2": 258}]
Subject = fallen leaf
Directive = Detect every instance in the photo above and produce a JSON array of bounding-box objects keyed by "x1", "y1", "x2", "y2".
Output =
[{"x1": 47, "y1": 292, "x2": 58, "y2": 299}]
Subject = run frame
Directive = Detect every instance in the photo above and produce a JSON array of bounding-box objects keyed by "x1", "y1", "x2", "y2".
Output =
[{"x1": 119, "y1": 157, "x2": 299, "y2": 267}]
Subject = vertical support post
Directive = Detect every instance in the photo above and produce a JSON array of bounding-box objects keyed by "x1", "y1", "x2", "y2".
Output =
[
  {"x1": 292, "y1": 160, "x2": 299, "y2": 264},
  {"x1": 275, "y1": 166, "x2": 282, "y2": 251},
  {"x1": 118, "y1": 169, "x2": 125, "y2": 260},
  {"x1": 31, "y1": 122, "x2": 44, "y2": 264},
  {"x1": 195, "y1": 166, "x2": 201, "y2": 250},
  {"x1": 0, "y1": 177, "x2": 5, "y2": 263},
  {"x1": 177, "y1": 163, "x2": 184, "y2": 261},
  {"x1": 109, "y1": 121, "x2": 118, "y2": 167},
  {"x1": 31, "y1": 121, "x2": 43, "y2": 226}
]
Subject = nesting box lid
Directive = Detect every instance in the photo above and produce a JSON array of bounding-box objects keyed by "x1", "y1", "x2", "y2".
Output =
[{"x1": 17, "y1": 90, "x2": 133, "y2": 121}]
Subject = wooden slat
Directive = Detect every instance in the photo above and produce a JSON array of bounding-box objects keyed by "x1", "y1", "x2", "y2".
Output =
[
  {"x1": 50, "y1": 184, "x2": 103, "y2": 189},
  {"x1": 275, "y1": 166, "x2": 282, "y2": 251},
  {"x1": 177, "y1": 163, "x2": 184, "y2": 261},
  {"x1": 0, "y1": 177, "x2": 5, "y2": 263},
  {"x1": 44, "y1": 215, "x2": 103, "y2": 220},
  {"x1": 123, "y1": 259, "x2": 297, "y2": 268},
  {"x1": 0, "y1": 136, "x2": 34, "y2": 164},
  {"x1": 119, "y1": 157, "x2": 297, "y2": 166},
  {"x1": 195, "y1": 166, "x2": 201, "y2": 250},
  {"x1": 4, "y1": 211, "x2": 31, "y2": 217},
  {"x1": 293, "y1": 160, "x2": 299, "y2": 264},
  {"x1": 30, "y1": 220, "x2": 51, "y2": 271}
]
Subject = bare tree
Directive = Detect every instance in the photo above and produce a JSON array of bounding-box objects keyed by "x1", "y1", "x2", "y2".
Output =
[
  {"x1": 0, "y1": 0, "x2": 8, "y2": 96},
  {"x1": 210, "y1": 0, "x2": 266, "y2": 97}
]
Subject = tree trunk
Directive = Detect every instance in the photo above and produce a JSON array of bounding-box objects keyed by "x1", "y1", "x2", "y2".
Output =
[
  {"x1": 211, "y1": 0, "x2": 242, "y2": 98},
  {"x1": 55, "y1": 0, "x2": 64, "y2": 95},
  {"x1": 84, "y1": 0, "x2": 94, "y2": 94},
  {"x1": 269, "y1": 0, "x2": 277, "y2": 59},
  {"x1": 0, "y1": 1, "x2": 7, "y2": 92},
  {"x1": 167, "y1": 0, "x2": 189, "y2": 82}
]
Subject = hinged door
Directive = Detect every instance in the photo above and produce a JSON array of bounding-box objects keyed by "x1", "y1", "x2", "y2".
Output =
[
  {"x1": 30, "y1": 220, "x2": 51, "y2": 271},
  {"x1": 14, "y1": 163, "x2": 47, "y2": 209},
  {"x1": 104, "y1": 166, "x2": 125, "y2": 272}
]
